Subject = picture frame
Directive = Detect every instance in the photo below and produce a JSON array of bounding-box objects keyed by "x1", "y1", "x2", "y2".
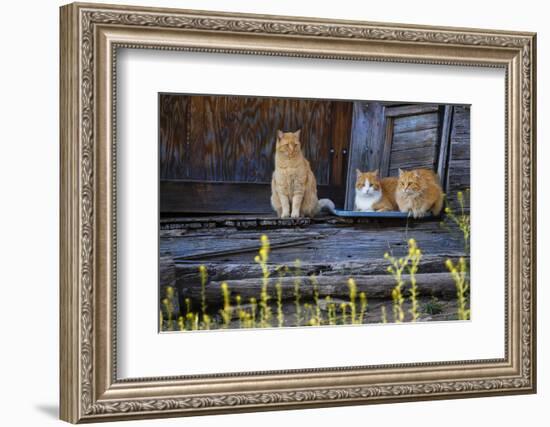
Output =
[{"x1": 59, "y1": 2, "x2": 537, "y2": 423}]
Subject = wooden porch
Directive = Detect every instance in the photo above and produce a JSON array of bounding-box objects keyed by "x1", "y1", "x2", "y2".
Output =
[{"x1": 160, "y1": 214, "x2": 467, "y2": 327}]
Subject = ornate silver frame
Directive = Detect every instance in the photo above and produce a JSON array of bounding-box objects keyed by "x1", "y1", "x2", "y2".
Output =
[{"x1": 60, "y1": 2, "x2": 536, "y2": 423}]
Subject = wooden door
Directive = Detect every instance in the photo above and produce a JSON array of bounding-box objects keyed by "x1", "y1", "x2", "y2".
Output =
[{"x1": 380, "y1": 104, "x2": 447, "y2": 177}]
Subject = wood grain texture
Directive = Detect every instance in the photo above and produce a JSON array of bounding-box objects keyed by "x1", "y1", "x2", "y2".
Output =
[
  {"x1": 390, "y1": 146, "x2": 438, "y2": 167},
  {"x1": 393, "y1": 112, "x2": 439, "y2": 134},
  {"x1": 384, "y1": 108, "x2": 443, "y2": 177},
  {"x1": 159, "y1": 95, "x2": 189, "y2": 179},
  {"x1": 175, "y1": 254, "x2": 465, "y2": 285},
  {"x1": 161, "y1": 220, "x2": 465, "y2": 265},
  {"x1": 446, "y1": 106, "x2": 471, "y2": 209},
  {"x1": 392, "y1": 128, "x2": 439, "y2": 150},
  {"x1": 384, "y1": 104, "x2": 439, "y2": 117},
  {"x1": 160, "y1": 94, "x2": 352, "y2": 185},
  {"x1": 329, "y1": 102, "x2": 353, "y2": 185},
  {"x1": 186, "y1": 273, "x2": 461, "y2": 303},
  {"x1": 159, "y1": 256, "x2": 179, "y2": 316},
  {"x1": 344, "y1": 102, "x2": 386, "y2": 209}
]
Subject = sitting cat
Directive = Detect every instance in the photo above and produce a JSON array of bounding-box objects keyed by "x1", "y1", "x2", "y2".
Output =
[
  {"x1": 271, "y1": 129, "x2": 334, "y2": 218},
  {"x1": 395, "y1": 168, "x2": 444, "y2": 218},
  {"x1": 354, "y1": 169, "x2": 398, "y2": 212}
]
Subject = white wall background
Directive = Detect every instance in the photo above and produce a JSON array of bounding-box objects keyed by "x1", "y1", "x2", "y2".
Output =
[{"x1": 0, "y1": 0, "x2": 545, "y2": 425}]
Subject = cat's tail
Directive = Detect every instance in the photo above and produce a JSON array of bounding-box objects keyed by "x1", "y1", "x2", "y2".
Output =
[{"x1": 317, "y1": 198, "x2": 336, "y2": 215}]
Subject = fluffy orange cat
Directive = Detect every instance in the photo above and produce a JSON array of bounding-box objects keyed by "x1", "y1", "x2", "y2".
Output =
[
  {"x1": 271, "y1": 130, "x2": 333, "y2": 218},
  {"x1": 354, "y1": 169, "x2": 398, "y2": 212},
  {"x1": 396, "y1": 168, "x2": 444, "y2": 218}
]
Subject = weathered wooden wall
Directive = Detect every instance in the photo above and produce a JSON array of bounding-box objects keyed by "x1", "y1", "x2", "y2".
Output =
[
  {"x1": 344, "y1": 102, "x2": 386, "y2": 209},
  {"x1": 344, "y1": 103, "x2": 470, "y2": 210},
  {"x1": 159, "y1": 95, "x2": 190, "y2": 180},
  {"x1": 446, "y1": 105, "x2": 471, "y2": 210},
  {"x1": 386, "y1": 107, "x2": 441, "y2": 177},
  {"x1": 160, "y1": 94, "x2": 351, "y2": 184},
  {"x1": 160, "y1": 95, "x2": 469, "y2": 214},
  {"x1": 160, "y1": 93, "x2": 352, "y2": 213}
]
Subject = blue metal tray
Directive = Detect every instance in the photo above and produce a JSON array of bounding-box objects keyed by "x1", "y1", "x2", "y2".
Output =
[{"x1": 329, "y1": 208, "x2": 432, "y2": 219}]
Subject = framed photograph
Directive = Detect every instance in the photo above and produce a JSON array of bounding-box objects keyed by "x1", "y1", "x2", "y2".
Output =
[{"x1": 60, "y1": 2, "x2": 537, "y2": 423}]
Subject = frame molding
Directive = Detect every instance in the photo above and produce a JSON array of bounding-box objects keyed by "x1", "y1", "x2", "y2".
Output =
[{"x1": 60, "y1": 2, "x2": 536, "y2": 423}]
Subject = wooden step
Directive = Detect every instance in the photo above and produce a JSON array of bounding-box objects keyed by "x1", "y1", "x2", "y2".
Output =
[{"x1": 179, "y1": 272, "x2": 462, "y2": 304}]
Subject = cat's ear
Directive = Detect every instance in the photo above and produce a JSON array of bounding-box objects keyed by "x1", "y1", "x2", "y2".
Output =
[
  {"x1": 398, "y1": 168, "x2": 404, "y2": 177},
  {"x1": 277, "y1": 130, "x2": 284, "y2": 140},
  {"x1": 374, "y1": 169, "x2": 379, "y2": 177},
  {"x1": 414, "y1": 170, "x2": 420, "y2": 177},
  {"x1": 294, "y1": 129, "x2": 301, "y2": 140},
  {"x1": 356, "y1": 168, "x2": 362, "y2": 176}
]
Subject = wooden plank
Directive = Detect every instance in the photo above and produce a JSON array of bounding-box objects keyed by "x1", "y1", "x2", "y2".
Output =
[
  {"x1": 160, "y1": 180, "x2": 345, "y2": 213},
  {"x1": 170, "y1": 230, "x2": 463, "y2": 264},
  {"x1": 159, "y1": 95, "x2": 190, "y2": 179},
  {"x1": 364, "y1": 103, "x2": 387, "y2": 171},
  {"x1": 161, "y1": 215, "x2": 312, "y2": 226},
  {"x1": 380, "y1": 106, "x2": 440, "y2": 179},
  {"x1": 446, "y1": 156, "x2": 470, "y2": 211},
  {"x1": 449, "y1": 106, "x2": 471, "y2": 149},
  {"x1": 163, "y1": 221, "x2": 466, "y2": 264},
  {"x1": 448, "y1": 174, "x2": 470, "y2": 190},
  {"x1": 159, "y1": 256, "x2": 179, "y2": 316},
  {"x1": 161, "y1": 217, "x2": 312, "y2": 232},
  {"x1": 175, "y1": 255, "x2": 468, "y2": 285},
  {"x1": 329, "y1": 101, "x2": 353, "y2": 186},
  {"x1": 181, "y1": 273, "x2": 461, "y2": 303},
  {"x1": 445, "y1": 106, "x2": 470, "y2": 210},
  {"x1": 160, "y1": 215, "x2": 360, "y2": 230},
  {"x1": 391, "y1": 128, "x2": 438, "y2": 151},
  {"x1": 384, "y1": 104, "x2": 439, "y2": 117},
  {"x1": 393, "y1": 112, "x2": 439, "y2": 134},
  {"x1": 344, "y1": 102, "x2": 386, "y2": 210},
  {"x1": 448, "y1": 159, "x2": 470, "y2": 172},
  {"x1": 379, "y1": 114, "x2": 394, "y2": 176},
  {"x1": 174, "y1": 236, "x2": 320, "y2": 261},
  {"x1": 450, "y1": 141, "x2": 470, "y2": 160},
  {"x1": 161, "y1": 215, "x2": 448, "y2": 229},
  {"x1": 437, "y1": 106, "x2": 454, "y2": 192},
  {"x1": 389, "y1": 146, "x2": 438, "y2": 169},
  {"x1": 392, "y1": 127, "x2": 438, "y2": 144}
]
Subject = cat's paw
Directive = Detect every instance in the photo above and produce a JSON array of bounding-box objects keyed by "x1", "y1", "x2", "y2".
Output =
[
  {"x1": 412, "y1": 210, "x2": 426, "y2": 218},
  {"x1": 281, "y1": 212, "x2": 290, "y2": 219},
  {"x1": 290, "y1": 212, "x2": 300, "y2": 219}
]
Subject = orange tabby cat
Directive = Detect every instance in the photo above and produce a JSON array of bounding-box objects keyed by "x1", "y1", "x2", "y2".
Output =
[
  {"x1": 271, "y1": 130, "x2": 333, "y2": 218},
  {"x1": 395, "y1": 168, "x2": 444, "y2": 218},
  {"x1": 354, "y1": 169, "x2": 398, "y2": 212}
]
